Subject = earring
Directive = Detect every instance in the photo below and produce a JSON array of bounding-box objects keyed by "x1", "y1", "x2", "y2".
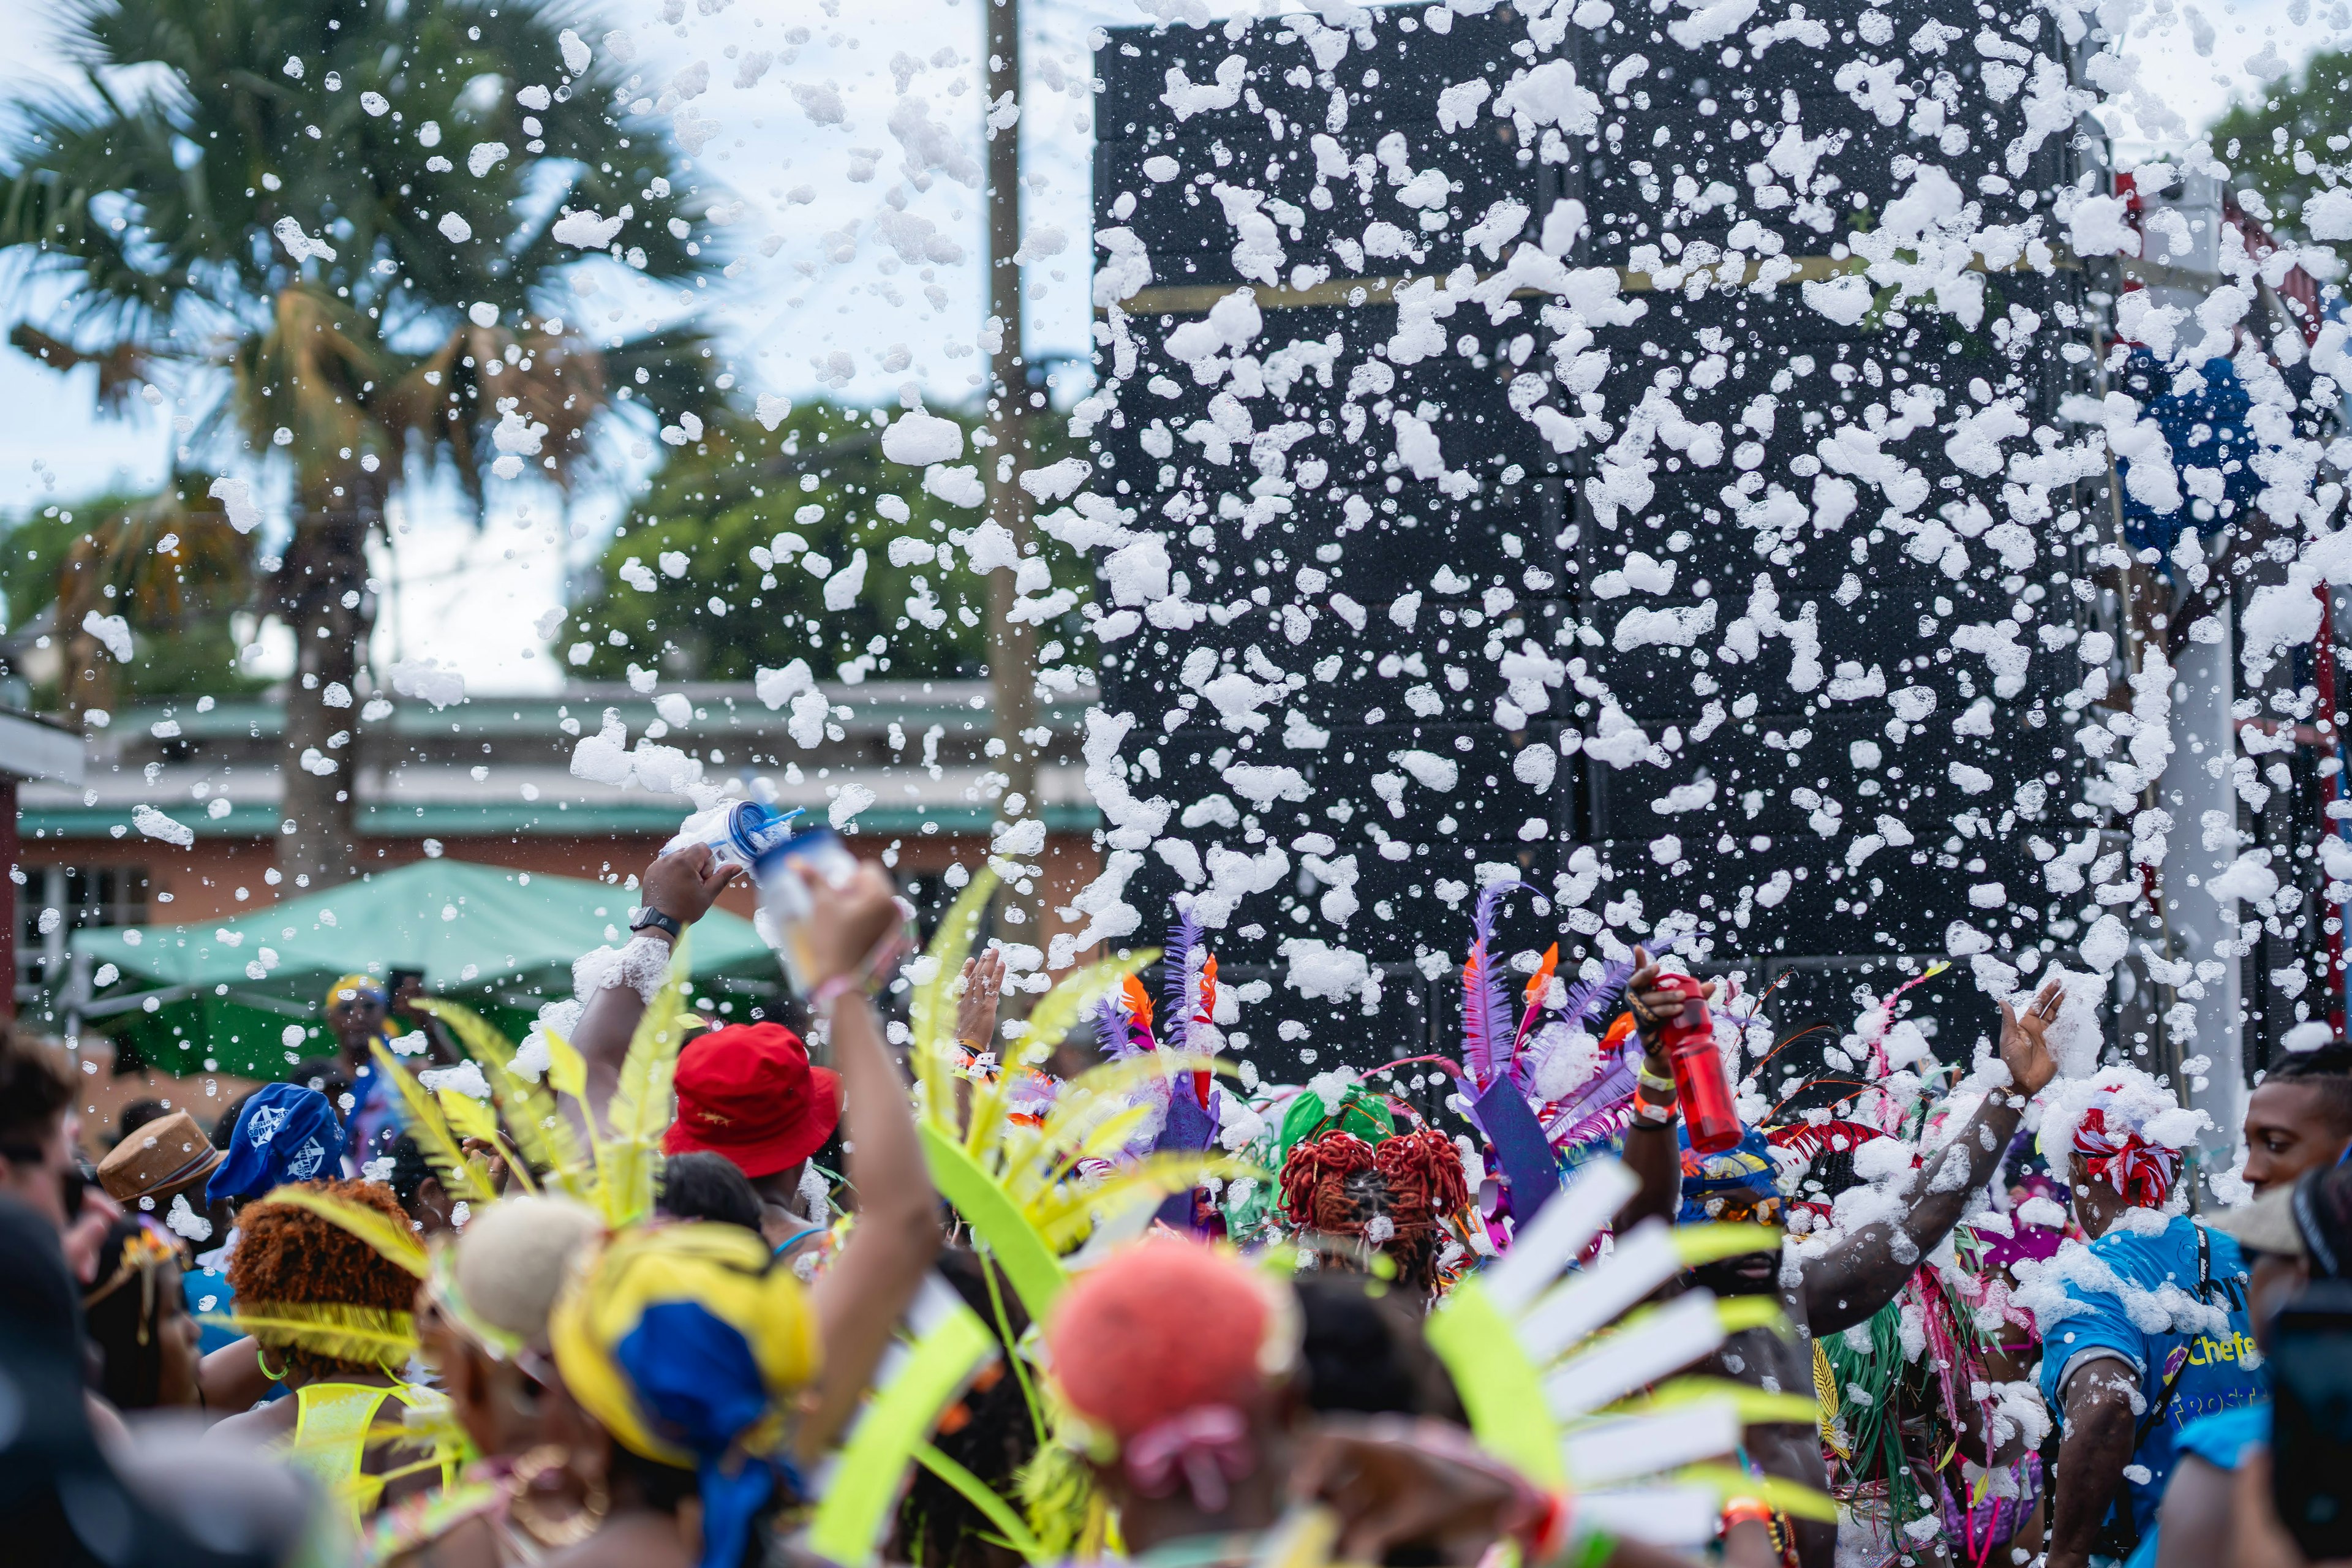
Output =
[
  {"x1": 508, "y1": 1444, "x2": 609, "y2": 1549},
  {"x1": 257, "y1": 1347, "x2": 287, "y2": 1382}
]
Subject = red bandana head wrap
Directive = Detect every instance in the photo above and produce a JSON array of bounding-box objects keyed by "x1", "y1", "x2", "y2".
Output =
[{"x1": 2074, "y1": 1104, "x2": 2179, "y2": 1208}]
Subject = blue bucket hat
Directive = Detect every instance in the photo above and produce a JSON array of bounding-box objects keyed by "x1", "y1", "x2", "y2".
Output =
[{"x1": 206, "y1": 1082, "x2": 348, "y2": 1204}]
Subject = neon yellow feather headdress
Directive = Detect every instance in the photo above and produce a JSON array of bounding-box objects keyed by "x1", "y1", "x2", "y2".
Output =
[{"x1": 909, "y1": 867, "x2": 1249, "y2": 1325}]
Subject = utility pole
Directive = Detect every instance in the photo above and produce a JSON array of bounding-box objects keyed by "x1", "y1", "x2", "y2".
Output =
[{"x1": 982, "y1": 0, "x2": 1045, "y2": 947}]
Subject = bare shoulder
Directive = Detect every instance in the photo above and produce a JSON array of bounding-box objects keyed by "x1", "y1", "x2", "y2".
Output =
[{"x1": 211, "y1": 1394, "x2": 299, "y2": 1446}]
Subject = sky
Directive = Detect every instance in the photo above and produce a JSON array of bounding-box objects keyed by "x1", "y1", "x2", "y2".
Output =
[{"x1": 0, "y1": 0, "x2": 2334, "y2": 696}]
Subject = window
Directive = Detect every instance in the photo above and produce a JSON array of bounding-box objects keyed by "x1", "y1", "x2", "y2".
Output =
[{"x1": 14, "y1": 865, "x2": 148, "y2": 1006}]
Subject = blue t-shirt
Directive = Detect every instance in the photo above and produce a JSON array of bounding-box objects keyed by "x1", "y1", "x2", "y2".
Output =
[
  {"x1": 2037, "y1": 1215, "x2": 2266, "y2": 1539},
  {"x1": 2120, "y1": 1403, "x2": 2272, "y2": 1568},
  {"x1": 2176, "y1": 1400, "x2": 2272, "y2": 1468},
  {"x1": 184, "y1": 1266, "x2": 238, "y2": 1356}
]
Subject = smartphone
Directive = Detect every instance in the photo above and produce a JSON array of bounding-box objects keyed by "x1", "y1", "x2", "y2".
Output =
[{"x1": 2270, "y1": 1278, "x2": 2352, "y2": 1562}]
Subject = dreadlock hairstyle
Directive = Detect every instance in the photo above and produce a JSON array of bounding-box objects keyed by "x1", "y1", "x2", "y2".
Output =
[
  {"x1": 226, "y1": 1178, "x2": 420, "y2": 1380},
  {"x1": 2271, "y1": 1042, "x2": 2352, "y2": 1137},
  {"x1": 1278, "y1": 1126, "x2": 1471, "y2": 1292}
]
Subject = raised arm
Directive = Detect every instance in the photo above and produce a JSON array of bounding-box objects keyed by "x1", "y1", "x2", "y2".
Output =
[
  {"x1": 1800, "y1": 979, "x2": 2060, "y2": 1336},
  {"x1": 569, "y1": 845, "x2": 740, "y2": 1125},
  {"x1": 1613, "y1": 947, "x2": 1713, "y2": 1234},
  {"x1": 791, "y1": 860, "x2": 943, "y2": 1458},
  {"x1": 955, "y1": 948, "x2": 1007, "y2": 1055}
]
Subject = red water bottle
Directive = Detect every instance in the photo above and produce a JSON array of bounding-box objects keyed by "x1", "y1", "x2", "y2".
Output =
[{"x1": 1657, "y1": 974, "x2": 1741, "y2": 1154}]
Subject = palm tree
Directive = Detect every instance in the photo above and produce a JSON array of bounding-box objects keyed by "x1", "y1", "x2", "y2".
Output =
[
  {"x1": 52, "y1": 478, "x2": 255, "y2": 718},
  {"x1": 0, "y1": 0, "x2": 723, "y2": 885}
]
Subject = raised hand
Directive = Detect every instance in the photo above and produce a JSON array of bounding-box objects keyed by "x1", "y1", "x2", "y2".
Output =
[
  {"x1": 1624, "y1": 943, "x2": 1716, "y2": 1055},
  {"x1": 791, "y1": 858, "x2": 906, "y2": 991},
  {"x1": 956, "y1": 948, "x2": 1007, "y2": 1052},
  {"x1": 1999, "y1": 977, "x2": 2063, "y2": 1098},
  {"x1": 1288, "y1": 1417, "x2": 1540, "y2": 1566},
  {"x1": 640, "y1": 842, "x2": 742, "y2": 929}
]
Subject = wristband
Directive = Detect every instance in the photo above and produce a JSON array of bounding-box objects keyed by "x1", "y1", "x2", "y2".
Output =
[
  {"x1": 1631, "y1": 1098, "x2": 1677, "y2": 1128},
  {"x1": 627, "y1": 906, "x2": 685, "y2": 941},
  {"x1": 810, "y1": 971, "x2": 866, "y2": 1013},
  {"x1": 1636, "y1": 1065, "x2": 1678, "y2": 1096}
]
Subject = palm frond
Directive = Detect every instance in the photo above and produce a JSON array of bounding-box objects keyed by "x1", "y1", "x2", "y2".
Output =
[
  {"x1": 410, "y1": 998, "x2": 571, "y2": 1194},
  {"x1": 545, "y1": 1028, "x2": 589, "y2": 1101},
  {"x1": 914, "y1": 868, "x2": 1000, "y2": 1133},
  {"x1": 368, "y1": 1041, "x2": 491, "y2": 1205},
  {"x1": 7, "y1": 324, "x2": 160, "y2": 411},
  {"x1": 598, "y1": 933, "x2": 691, "y2": 1227},
  {"x1": 435, "y1": 1084, "x2": 500, "y2": 1145}
]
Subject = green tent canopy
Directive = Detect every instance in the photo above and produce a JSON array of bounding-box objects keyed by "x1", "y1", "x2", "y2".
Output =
[{"x1": 68, "y1": 859, "x2": 780, "y2": 1079}]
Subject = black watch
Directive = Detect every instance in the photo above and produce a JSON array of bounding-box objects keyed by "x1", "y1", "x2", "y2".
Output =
[{"x1": 628, "y1": 907, "x2": 684, "y2": 940}]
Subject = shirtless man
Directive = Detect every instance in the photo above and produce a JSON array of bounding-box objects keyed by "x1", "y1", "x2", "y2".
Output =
[{"x1": 1616, "y1": 950, "x2": 2062, "y2": 1568}]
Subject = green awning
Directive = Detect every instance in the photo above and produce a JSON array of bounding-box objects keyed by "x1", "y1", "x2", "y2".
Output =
[{"x1": 68, "y1": 859, "x2": 780, "y2": 1079}]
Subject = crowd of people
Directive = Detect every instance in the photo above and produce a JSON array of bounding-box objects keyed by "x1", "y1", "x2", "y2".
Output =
[{"x1": 4, "y1": 839, "x2": 2351, "y2": 1568}]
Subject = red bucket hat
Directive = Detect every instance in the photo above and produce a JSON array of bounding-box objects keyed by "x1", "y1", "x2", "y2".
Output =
[{"x1": 663, "y1": 1023, "x2": 842, "y2": 1180}]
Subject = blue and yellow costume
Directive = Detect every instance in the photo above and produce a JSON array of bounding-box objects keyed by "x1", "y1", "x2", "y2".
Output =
[{"x1": 550, "y1": 1222, "x2": 820, "y2": 1568}]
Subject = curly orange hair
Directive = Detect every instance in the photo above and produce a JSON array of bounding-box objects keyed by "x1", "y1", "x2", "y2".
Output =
[{"x1": 227, "y1": 1178, "x2": 419, "y2": 1376}]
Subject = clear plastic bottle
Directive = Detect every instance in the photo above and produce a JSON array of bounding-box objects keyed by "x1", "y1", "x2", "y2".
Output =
[
  {"x1": 752, "y1": 826, "x2": 862, "y2": 995},
  {"x1": 701, "y1": 801, "x2": 802, "y2": 870}
]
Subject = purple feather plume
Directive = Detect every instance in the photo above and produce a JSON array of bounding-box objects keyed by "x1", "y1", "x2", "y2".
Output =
[
  {"x1": 1556, "y1": 956, "x2": 1635, "y2": 1036},
  {"x1": 1164, "y1": 910, "x2": 1204, "y2": 1054},
  {"x1": 1551, "y1": 1093, "x2": 1638, "y2": 1153},
  {"x1": 1095, "y1": 993, "x2": 1143, "y2": 1061},
  {"x1": 1460, "y1": 880, "x2": 1523, "y2": 1091},
  {"x1": 1544, "y1": 1039, "x2": 1640, "y2": 1142}
]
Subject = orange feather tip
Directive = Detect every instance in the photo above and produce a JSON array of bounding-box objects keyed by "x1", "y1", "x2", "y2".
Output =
[
  {"x1": 1121, "y1": 972, "x2": 1155, "y2": 1026},
  {"x1": 1524, "y1": 943, "x2": 1559, "y2": 1006}
]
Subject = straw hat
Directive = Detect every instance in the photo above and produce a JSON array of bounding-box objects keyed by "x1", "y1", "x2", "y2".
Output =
[{"x1": 96, "y1": 1110, "x2": 224, "y2": 1205}]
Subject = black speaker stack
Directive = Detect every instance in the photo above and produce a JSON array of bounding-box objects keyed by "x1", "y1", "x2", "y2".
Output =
[{"x1": 1088, "y1": 1, "x2": 2095, "y2": 1099}]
